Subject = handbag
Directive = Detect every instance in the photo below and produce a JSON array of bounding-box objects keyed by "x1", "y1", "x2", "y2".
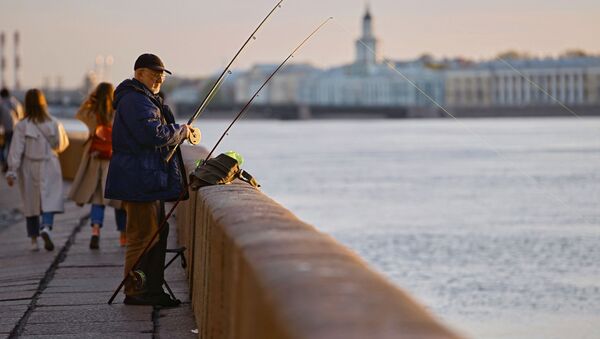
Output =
[{"x1": 89, "y1": 113, "x2": 112, "y2": 159}]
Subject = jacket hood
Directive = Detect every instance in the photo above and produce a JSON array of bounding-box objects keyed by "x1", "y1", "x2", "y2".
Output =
[{"x1": 113, "y1": 78, "x2": 158, "y2": 109}]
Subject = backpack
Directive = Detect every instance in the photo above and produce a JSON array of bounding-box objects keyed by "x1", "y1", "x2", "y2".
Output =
[
  {"x1": 189, "y1": 153, "x2": 260, "y2": 190},
  {"x1": 88, "y1": 113, "x2": 112, "y2": 159}
]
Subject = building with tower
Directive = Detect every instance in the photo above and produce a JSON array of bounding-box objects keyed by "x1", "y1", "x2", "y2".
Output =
[
  {"x1": 225, "y1": 5, "x2": 600, "y2": 116},
  {"x1": 298, "y1": 6, "x2": 446, "y2": 109},
  {"x1": 231, "y1": 6, "x2": 445, "y2": 112}
]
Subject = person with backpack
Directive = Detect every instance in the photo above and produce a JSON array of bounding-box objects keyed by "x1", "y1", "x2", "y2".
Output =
[
  {"x1": 68, "y1": 82, "x2": 126, "y2": 249},
  {"x1": 0, "y1": 88, "x2": 24, "y2": 172},
  {"x1": 5, "y1": 89, "x2": 69, "y2": 251}
]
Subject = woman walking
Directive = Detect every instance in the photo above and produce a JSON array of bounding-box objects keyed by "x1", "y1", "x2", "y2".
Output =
[
  {"x1": 68, "y1": 82, "x2": 126, "y2": 249},
  {"x1": 5, "y1": 89, "x2": 69, "y2": 251}
]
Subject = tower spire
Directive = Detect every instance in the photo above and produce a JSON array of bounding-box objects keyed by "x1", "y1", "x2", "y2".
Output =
[{"x1": 355, "y1": 4, "x2": 377, "y2": 66}]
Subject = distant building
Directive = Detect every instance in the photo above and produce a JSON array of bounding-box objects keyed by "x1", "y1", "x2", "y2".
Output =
[
  {"x1": 194, "y1": 6, "x2": 600, "y2": 116},
  {"x1": 165, "y1": 76, "x2": 235, "y2": 116},
  {"x1": 298, "y1": 7, "x2": 445, "y2": 108},
  {"x1": 445, "y1": 57, "x2": 600, "y2": 107},
  {"x1": 234, "y1": 63, "x2": 319, "y2": 105}
]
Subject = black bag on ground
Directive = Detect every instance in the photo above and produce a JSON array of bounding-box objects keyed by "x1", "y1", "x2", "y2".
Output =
[{"x1": 189, "y1": 153, "x2": 260, "y2": 190}]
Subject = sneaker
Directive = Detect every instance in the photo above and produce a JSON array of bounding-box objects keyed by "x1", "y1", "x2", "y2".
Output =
[
  {"x1": 123, "y1": 292, "x2": 181, "y2": 308},
  {"x1": 40, "y1": 228, "x2": 54, "y2": 251},
  {"x1": 89, "y1": 235, "x2": 99, "y2": 249}
]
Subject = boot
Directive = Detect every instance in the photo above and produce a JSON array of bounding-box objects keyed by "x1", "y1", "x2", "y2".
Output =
[{"x1": 90, "y1": 224, "x2": 100, "y2": 249}]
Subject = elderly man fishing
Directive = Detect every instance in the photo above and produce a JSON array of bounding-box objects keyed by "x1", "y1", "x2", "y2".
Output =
[{"x1": 105, "y1": 53, "x2": 200, "y2": 307}]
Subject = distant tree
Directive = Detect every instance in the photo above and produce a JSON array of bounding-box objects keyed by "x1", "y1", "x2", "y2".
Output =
[
  {"x1": 496, "y1": 50, "x2": 530, "y2": 60},
  {"x1": 417, "y1": 53, "x2": 447, "y2": 70},
  {"x1": 562, "y1": 49, "x2": 588, "y2": 58},
  {"x1": 418, "y1": 53, "x2": 434, "y2": 63}
]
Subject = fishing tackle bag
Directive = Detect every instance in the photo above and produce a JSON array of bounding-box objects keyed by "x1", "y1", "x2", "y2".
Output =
[{"x1": 189, "y1": 153, "x2": 260, "y2": 190}]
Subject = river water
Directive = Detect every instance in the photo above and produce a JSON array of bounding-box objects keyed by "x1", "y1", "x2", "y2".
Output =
[{"x1": 65, "y1": 117, "x2": 600, "y2": 339}]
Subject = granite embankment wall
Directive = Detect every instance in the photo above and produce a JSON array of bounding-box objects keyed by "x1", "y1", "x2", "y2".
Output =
[
  {"x1": 59, "y1": 132, "x2": 462, "y2": 339},
  {"x1": 59, "y1": 130, "x2": 88, "y2": 180},
  {"x1": 175, "y1": 145, "x2": 463, "y2": 339}
]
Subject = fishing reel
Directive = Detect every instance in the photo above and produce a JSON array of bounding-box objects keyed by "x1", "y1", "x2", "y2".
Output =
[{"x1": 188, "y1": 127, "x2": 202, "y2": 145}]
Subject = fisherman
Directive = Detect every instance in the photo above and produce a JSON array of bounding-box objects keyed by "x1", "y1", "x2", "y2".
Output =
[{"x1": 105, "y1": 53, "x2": 198, "y2": 307}]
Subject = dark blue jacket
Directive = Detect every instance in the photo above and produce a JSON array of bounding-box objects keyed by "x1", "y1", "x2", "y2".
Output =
[{"x1": 105, "y1": 79, "x2": 189, "y2": 202}]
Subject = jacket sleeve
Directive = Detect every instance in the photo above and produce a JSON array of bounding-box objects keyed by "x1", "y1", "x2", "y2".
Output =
[
  {"x1": 120, "y1": 93, "x2": 187, "y2": 147},
  {"x1": 6, "y1": 122, "x2": 25, "y2": 175}
]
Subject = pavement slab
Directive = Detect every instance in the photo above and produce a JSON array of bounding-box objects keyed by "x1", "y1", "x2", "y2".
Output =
[
  {"x1": 19, "y1": 333, "x2": 153, "y2": 339},
  {"x1": 0, "y1": 179, "x2": 197, "y2": 338},
  {"x1": 27, "y1": 305, "x2": 152, "y2": 324},
  {"x1": 21, "y1": 320, "x2": 153, "y2": 335}
]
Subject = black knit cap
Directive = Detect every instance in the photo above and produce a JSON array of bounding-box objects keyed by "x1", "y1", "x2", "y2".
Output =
[{"x1": 134, "y1": 53, "x2": 172, "y2": 75}]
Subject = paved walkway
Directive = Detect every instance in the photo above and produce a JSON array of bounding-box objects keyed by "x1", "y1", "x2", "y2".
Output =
[{"x1": 0, "y1": 179, "x2": 197, "y2": 338}]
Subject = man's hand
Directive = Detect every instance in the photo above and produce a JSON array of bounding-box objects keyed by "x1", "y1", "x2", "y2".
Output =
[
  {"x1": 6, "y1": 175, "x2": 14, "y2": 187},
  {"x1": 181, "y1": 124, "x2": 192, "y2": 139}
]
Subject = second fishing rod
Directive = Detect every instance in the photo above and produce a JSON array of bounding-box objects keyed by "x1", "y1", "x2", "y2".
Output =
[{"x1": 108, "y1": 17, "x2": 333, "y2": 304}]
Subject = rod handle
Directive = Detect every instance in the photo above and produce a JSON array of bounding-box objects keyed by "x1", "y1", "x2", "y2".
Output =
[{"x1": 164, "y1": 144, "x2": 179, "y2": 163}]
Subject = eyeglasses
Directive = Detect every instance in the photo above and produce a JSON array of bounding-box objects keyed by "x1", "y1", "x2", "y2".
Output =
[{"x1": 146, "y1": 70, "x2": 167, "y2": 81}]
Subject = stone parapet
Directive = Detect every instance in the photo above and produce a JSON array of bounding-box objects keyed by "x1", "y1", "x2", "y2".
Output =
[
  {"x1": 59, "y1": 130, "x2": 88, "y2": 180},
  {"x1": 176, "y1": 145, "x2": 462, "y2": 339}
]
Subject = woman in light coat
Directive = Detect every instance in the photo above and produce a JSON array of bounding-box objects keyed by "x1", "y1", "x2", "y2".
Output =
[
  {"x1": 68, "y1": 82, "x2": 126, "y2": 249},
  {"x1": 5, "y1": 89, "x2": 69, "y2": 251}
]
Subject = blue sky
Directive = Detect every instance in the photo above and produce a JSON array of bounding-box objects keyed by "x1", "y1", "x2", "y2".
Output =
[{"x1": 1, "y1": 0, "x2": 598, "y2": 88}]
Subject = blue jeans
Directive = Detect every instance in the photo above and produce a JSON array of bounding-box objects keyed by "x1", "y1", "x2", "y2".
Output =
[
  {"x1": 90, "y1": 204, "x2": 126, "y2": 231},
  {"x1": 26, "y1": 212, "x2": 55, "y2": 237}
]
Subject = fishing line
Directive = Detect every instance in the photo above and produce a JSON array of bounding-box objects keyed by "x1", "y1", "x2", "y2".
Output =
[
  {"x1": 204, "y1": 17, "x2": 333, "y2": 162},
  {"x1": 334, "y1": 20, "x2": 597, "y2": 226},
  {"x1": 496, "y1": 57, "x2": 583, "y2": 120}
]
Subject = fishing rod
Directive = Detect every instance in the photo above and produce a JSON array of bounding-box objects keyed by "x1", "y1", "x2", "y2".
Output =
[
  {"x1": 204, "y1": 17, "x2": 333, "y2": 162},
  {"x1": 163, "y1": 0, "x2": 285, "y2": 163},
  {"x1": 108, "y1": 17, "x2": 333, "y2": 305}
]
